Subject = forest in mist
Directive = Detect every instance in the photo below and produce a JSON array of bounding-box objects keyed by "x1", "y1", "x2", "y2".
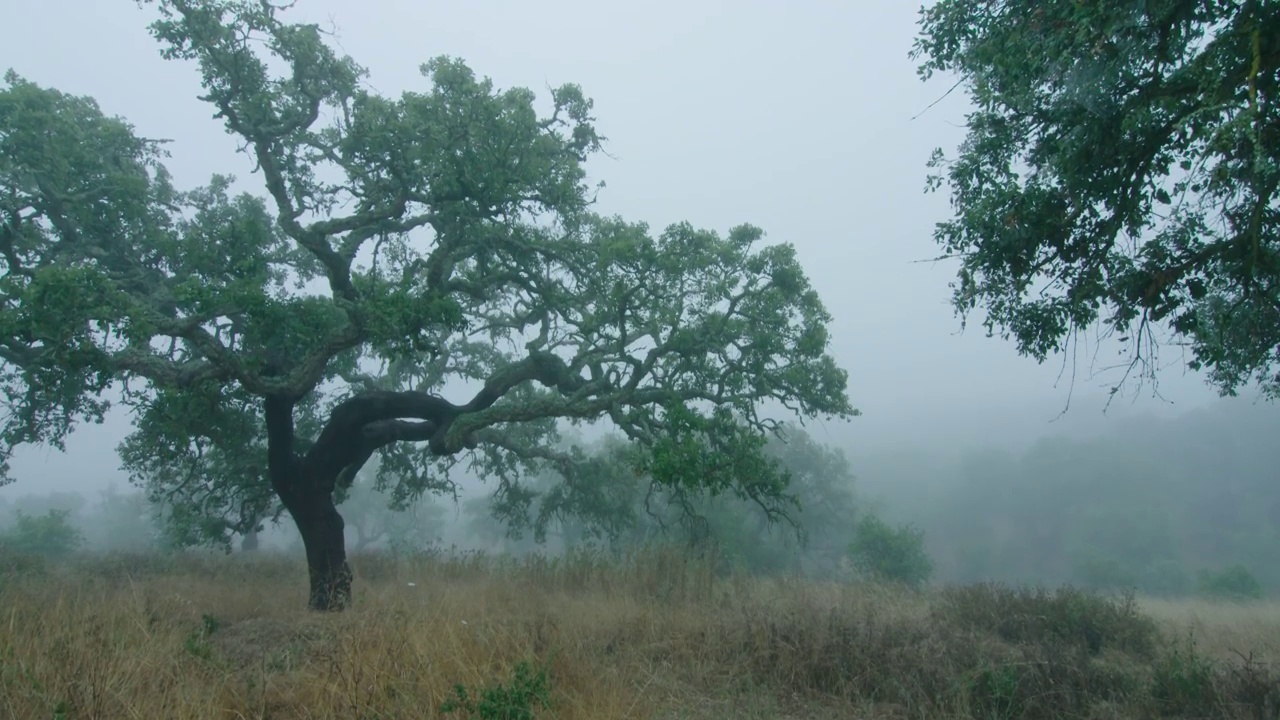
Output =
[{"x1": 5, "y1": 395, "x2": 1274, "y2": 600}]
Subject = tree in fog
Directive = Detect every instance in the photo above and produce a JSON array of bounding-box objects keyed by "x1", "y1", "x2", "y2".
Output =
[
  {"x1": 0, "y1": 491, "x2": 85, "y2": 529},
  {"x1": 0, "y1": 1, "x2": 852, "y2": 609},
  {"x1": 338, "y1": 458, "x2": 447, "y2": 554},
  {"x1": 465, "y1": 424, "x2": 861, "y2": 577},
  {"x1": 84, "y1": 487, "x2": 163, "y2": 554},
  {"x1": 847, "y1": 513, "x2": 933, "y2": 588},
  {"x1": 0, "y1": 509, "x2": 83, "y2": 557},
  {"x1": 901, "y1": 401, "x2": 1280, "y2": 593},
  {"x1": 915, "y1": 1, "x2": 1279, "y2": 397}
]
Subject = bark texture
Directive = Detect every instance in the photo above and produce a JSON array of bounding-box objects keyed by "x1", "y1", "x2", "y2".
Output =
[
  {"x1": 264, "y1": 393, "x2": 355, "y2": 611},
  {"x1": 292, "y1": 495, "x2": 352, "y2": 611}
]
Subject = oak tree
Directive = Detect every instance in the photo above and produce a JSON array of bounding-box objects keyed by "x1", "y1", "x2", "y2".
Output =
[
  {"x1": 915, "y1": 1, "x2": 1279, "y2": 397},
  {"x1": 0, "y1": 0, "x2": 852, "y2": 609}
]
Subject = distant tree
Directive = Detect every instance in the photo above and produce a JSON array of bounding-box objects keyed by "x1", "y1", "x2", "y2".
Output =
[
  {"x1": 0, "y1": 492, "x2": 87, "y2": 526},
  {"x1": 463, "y1": 424, "x2": 861, "y2": 577},
  {"x1": 339, "y1": 458, "x2": 447, "y2": 554},
  {"x1": 847, "y1": 513, "x2": 934, "y2": 588},
  {"x1": 464, "y1": 433, "x2": 653, "y2": 553},
  {"x1": 0, "y1": 509, "x2": 83, "y2": 557},
  {"x1": 915, "y1": 2, "x2": 1280, "y2": 398},
  {"x1": 1072, "y1": 553, "x2": 1137, "y2": 592},
  {"x1": 1197, "y1": 564, "x2": 1265, "y2": 601},
  {"x1": 908, "y1": 403, "x2": 1280, "y2": 593},
  {"x1": 84, "y1": 487, "x2": 162, "y2": 553},
  {"x1": 690, "y1": 426, "x2": 860, "y2": 577},
  {"x1": 0, "y1": 1, "x2": 851, "y2": 609}
]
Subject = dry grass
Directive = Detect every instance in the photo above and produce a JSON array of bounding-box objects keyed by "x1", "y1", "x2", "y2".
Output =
[
  {"x1": 1140, "y1": 597, "x2": 1280, "y2": 661},
  {"x1": 1, "y1": 549, "x2": 1277, "y2": 719}
]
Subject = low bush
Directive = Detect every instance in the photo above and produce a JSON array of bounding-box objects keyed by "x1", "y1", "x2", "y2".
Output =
[
  {"x1": 1198, "y1": 565, "x2": 1266, "y2": 601},
  {"x1": 0, "y1": 509, "x2": 83, "y2": 558},
  {"x1": 932, "y1": 582, "x2": 1160, "y2": 658},
  {"x1": 847, "y1": 513, "x2": 934, "y2": 588}
]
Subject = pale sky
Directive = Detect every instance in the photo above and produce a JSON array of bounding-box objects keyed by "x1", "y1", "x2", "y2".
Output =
[{"x1": 0, "y1": 0, "x2": 1232, "y2": 494}]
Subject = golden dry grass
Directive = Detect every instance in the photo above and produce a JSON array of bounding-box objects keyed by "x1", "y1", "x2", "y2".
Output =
[
  {"x1": 1, "y1": 550, "x2": 1277, "y2": 719},
  {"x1": 1139, "y1": 597, "x2": 1280, "y2": 661}
]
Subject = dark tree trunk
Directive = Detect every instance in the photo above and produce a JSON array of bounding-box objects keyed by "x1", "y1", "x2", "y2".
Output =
[
  {"x1": 263, "y1": 392, "x2": 356, "y2": 611},
  {"x1": 291, "y1": 496, "x2": 352, "y2": 611},
  {"x1": 259, "y1": 375, "x2": 470, "y2": 610}
]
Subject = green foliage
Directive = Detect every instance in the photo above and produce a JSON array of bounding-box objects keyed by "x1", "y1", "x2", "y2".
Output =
[
  {"x1": 915, "y1": 1, "x2": 1280, "y2": 397},
  {"x1": 1073, "y1": 553, "x2": 1195, "y2": 597},
  {"x1": 0, "y1": 545, "x2": 46, "y2": 579},
  {"x1": 1149, "y1": 635, "x2": 1220, "y2": 718},
  {"x1": 847, "y1": 513, "x2": 933, "y2": 587},
  {"x1": 0, "y1": 0, "x2": 852, "y2": 563},
  {"x1": 967, "y1": 662, "x2": 1025, "y2": 720},
  {"x1": 440, "y1": 661, "x2": 551, "y2": 720},
  {"x1": 0, "y1": 509, "x2": 83, "y2": 557},
  {"x1": 183, "y1": 614, "x2": 221, "y2": 662},
  {"x1": 1197, "y1": 565, "x2": 1265, "y2": 601},
  {"x1": 1071, "y1": 552, "x2": 1138, "y2": 591}
]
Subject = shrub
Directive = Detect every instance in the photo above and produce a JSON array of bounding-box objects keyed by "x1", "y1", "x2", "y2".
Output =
[
  {"x1": 0, "y1": 545, "x2": 47, "y2": 579},
  {"x1": 440, "y1": 660, "x2": 552, "y2": 720},
  {"x1": 932, "y1": 583, "x2": 1159, "y2": 658},
  {"x1": 966, "y1": 661, "x2": 1027, "y2": 720},
  {"x1": 847, "y1": 513, "x2": 933, "y2": 587},
  {"x1": 0, "y1": 509, "x2": 83, "y2": 557},
  {"x1": 1197, "y1": 565, "x2": 1265, "y2": 601},
  {"x1": 1149, "y1": 635, "x2": 1220, "y2": 717}
]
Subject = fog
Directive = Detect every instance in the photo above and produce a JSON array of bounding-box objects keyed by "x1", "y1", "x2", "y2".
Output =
[{"x1": 0, "y1": 1, "x2": 1262, "y2": 589}]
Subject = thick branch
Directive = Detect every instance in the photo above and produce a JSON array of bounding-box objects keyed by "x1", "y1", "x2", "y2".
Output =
[
  {"x1": 333, "y1": 419, "x2": 439, "y2": 491},
  {"x1": 249, "y1": 142, "x2": 356, "y2": 302},
  {"x1": 300, "y1": 349, "x2": 592, "y2": 483}
]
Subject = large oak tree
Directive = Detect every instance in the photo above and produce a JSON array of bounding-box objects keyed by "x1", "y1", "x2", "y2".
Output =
[
  {"x1": 915, "y1": 0, "x2": 1279, "y2": 397},
  {"x1": 0, "y1": 0, "x2": 852, "y2": 609}
]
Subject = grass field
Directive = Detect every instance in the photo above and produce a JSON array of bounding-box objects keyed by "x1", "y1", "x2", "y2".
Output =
[{"x1": 1, "y1": 549, "x2": 1277, "y2": 719}]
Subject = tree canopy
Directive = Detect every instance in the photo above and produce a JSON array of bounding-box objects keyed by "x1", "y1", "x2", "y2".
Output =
[
  {"x1": 0, "y1": 0, "x2": 851, "y2": 608},
  {"x1": 914, "y1": 0, "x2": 1279, "y2": 397}
]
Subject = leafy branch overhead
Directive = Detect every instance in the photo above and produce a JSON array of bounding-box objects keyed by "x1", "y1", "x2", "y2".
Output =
[
  {"x1": 0, "y1": 0, "x2": 852, "y2": 568},
  {"x1": 915, "y1": 1, "x2": 1279, "y2": 396}
]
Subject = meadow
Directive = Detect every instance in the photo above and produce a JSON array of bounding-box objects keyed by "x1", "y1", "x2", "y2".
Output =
[{"x1": 1, "y1": 549, "x2": 1277, "y2": 720}]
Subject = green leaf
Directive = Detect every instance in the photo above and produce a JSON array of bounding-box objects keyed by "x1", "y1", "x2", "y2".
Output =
[{"x1": 916, "y1": 0, "x2": 1280, "y2": 398}]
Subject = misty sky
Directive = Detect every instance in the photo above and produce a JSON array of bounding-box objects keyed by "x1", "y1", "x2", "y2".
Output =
[{"x1": 0, "y1": 1, "x2": 1239, "y2": 495}]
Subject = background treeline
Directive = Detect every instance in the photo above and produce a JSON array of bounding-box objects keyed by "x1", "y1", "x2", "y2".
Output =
[
  {"x1": 3, "y1": 398, "x2": 1275, "y2": 597},
  {"x1": 860, "y1": 399, "x2": 1279, "y2": 596}
]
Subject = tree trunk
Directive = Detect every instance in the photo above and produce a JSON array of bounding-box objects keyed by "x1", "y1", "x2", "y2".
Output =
[
  {"x1": 240, "y1": 527, "x2": 259, "y2": 552},
  {"x1": 262, "y1": 383, "x2": 458, "y2": 610},
  {"x1": 263, "y1": 392, "x2": 356, "y2": 612},
  {"x1": 291, "y1": 497, "x2": 353, "y2": 611},
  {"x1": 352, "y1": 520, "x2": 382, "y2": 553}
]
